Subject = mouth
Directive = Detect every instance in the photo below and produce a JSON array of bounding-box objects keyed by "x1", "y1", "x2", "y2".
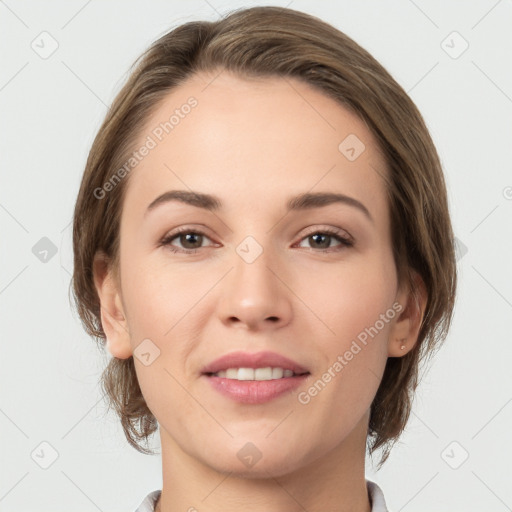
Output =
[
  {"x1": 201, "y1": 350, "x2": 309, "y2": 376},
  {"x1": 201, "y1": 351, "x2": 311, "y2": 404},
  {"x1": 204, "y1": 367, "x2": 310, "y2": 380}
]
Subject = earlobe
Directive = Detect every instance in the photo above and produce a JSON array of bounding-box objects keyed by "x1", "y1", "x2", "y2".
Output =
[
  {"x1": 388, "y1": 271, "x2": 427, "y2": 358},
  {"x1": 93, "y1": 251, "x2": 133, "y2": 359}
]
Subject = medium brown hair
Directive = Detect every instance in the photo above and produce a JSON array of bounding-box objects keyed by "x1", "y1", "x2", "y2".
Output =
[{"x1": 71, "y1": 6, "x2": 457, "y2": 468}]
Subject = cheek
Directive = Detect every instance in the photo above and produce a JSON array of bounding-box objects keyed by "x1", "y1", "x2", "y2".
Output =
[
  {"x1": 119, "y1": 251, "x2": 216, "y2": 381},
  {"x1": 120, "y1": 247, "x2": 200, "y2": 335},
  {"x1": 121, "y1": 257, "x2": 208, "y2": 416},
  {"x1": 309, "y1": 252, "x2": 397, "y2": 343},
  {"x1": 303, "y1": 254, "x2": 396, "y2": 412}
]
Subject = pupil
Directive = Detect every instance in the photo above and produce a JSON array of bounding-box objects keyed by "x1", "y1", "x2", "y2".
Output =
[
  {"x1": 311, "y1": 233, "x2": 329, "y2": 248},
  {"x1": 182, "y1": 233, "x2": 201, "y2": 248}
]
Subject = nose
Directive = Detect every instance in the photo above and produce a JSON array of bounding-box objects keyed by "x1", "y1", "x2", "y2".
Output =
[{"x1": 217, "y1": 244, "x2": 293, "y2": 331}]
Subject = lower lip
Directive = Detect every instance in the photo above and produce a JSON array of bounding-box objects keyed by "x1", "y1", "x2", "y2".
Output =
[{"x1": 203, "y1": 374, "x2": 310, "y2": 404}]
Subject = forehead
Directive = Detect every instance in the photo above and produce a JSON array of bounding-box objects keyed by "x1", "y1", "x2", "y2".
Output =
[{"x1": 121, "y1": 70, "x2": 388, "y2": 222}]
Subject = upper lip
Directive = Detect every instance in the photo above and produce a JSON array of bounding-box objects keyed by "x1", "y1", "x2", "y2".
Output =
[{"x1": 201, "y1": 350, "x2": 309, "y2": 375}]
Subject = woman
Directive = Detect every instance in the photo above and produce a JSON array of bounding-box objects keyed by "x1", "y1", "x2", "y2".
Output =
[{"x1": 71, "y1": 6, "x2": 457, "y2": 512}]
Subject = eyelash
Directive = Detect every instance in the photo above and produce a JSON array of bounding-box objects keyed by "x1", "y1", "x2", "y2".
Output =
[{"x1": 158, "y1": 226, "x2": 354, "y2": 254}]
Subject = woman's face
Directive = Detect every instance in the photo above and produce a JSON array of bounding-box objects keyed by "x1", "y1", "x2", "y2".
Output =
[{"x1": 98, "y1": 70, "x2": 413, "y2": 477}]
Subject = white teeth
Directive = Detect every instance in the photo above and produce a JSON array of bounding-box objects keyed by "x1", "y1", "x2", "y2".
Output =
[
  {"x1": 254, "y1": 367, "x2": 273, "y2": 380},
  {"x1": 238, "y1": 368, "x2": 255, "y2": 380},
  {"x1": 272, "y1": 367, "x2": 284, "y2": 379},
  {"x1": 212, "y1": 367, "x2": 299, "y2": 380}
]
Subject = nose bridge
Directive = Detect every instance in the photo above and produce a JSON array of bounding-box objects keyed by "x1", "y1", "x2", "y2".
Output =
[
  {"x1": 218, "y1": 234, "x2": 292, "y2": 328},
  {"x1": 232, "y1": 234, "x2": 280, "y2": 300}
]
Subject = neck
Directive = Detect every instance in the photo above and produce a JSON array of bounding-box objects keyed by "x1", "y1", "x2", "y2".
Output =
[{"x1": 156, "y1": 412, "x2": 372, "y2": 512}]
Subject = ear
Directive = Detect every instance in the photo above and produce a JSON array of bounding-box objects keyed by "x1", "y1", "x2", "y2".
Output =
[
  {"x1": 388, "y1": 270, "x2": 427, "y2": 357},
  {"x1": 92, "y1": 251, "x2": 132, "y2": 359}
]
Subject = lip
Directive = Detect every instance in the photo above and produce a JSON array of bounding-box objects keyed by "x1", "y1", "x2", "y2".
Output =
[
  {"x1": 204, "y1": 374, "x2": 309, "y2": 404},
  {"x1": 201, "y1": 350, "x2": 309, "y2": 375}
]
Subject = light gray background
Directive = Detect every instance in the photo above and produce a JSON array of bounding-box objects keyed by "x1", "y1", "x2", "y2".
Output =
[{"x1": 1, "y1": 1, "x2": 511, "y2": 511}]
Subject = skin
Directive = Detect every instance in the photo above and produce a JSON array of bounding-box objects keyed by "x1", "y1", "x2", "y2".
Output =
[{"x1": 93, "y1": 70, "x2": 426, "y2": 512}]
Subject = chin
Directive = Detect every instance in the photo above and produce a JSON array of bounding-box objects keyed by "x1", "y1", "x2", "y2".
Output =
[{"x1": 202, "y1": 443, "x2": 309, "y2": 480}]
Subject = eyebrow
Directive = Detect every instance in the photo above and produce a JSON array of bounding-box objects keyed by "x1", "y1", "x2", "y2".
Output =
[{"x1": 145, "y1": 190, "x2": 373, "y2": 222}]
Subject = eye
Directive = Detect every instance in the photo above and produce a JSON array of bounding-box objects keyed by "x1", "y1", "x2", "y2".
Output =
[
  {"x1": 159, "y1": 227, "x2": 214, "y2": 254},
  {"x1": 295, "y1": 227, "x2": 354, "y2": 252}
]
